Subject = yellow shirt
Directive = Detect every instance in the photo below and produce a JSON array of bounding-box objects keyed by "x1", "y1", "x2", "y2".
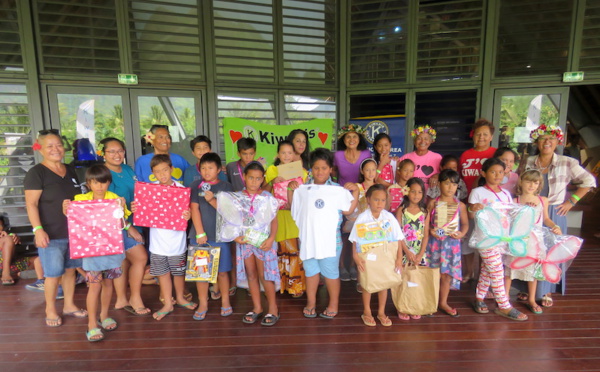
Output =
[
  {"x1": 74, "y1": 191, "x2": 132, "y2": 220},
  {"x1": 265, "y1": 165, "x2": 308, "y2": 242}
]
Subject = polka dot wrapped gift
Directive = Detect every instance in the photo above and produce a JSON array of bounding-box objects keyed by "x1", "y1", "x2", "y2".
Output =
[
  {"x1": 133, "y1": 181, "x2": 191, "y2": 231},
  {"x1": 67, "y1": 199, "x2": 125, "y2": 259}
]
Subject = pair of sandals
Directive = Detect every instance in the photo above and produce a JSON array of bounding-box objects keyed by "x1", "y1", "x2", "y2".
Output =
[
  {"x1": 303, "y1": 307, "x2": 337, "y2": 319},
  {"x1": 473, "y1": 300, "x2": 528, "y2": 321},
  {"x1": 361, "y1": 314, "x2": 392, "y2": 327},
  {"x1": 86, "y1": 318, "x2": 118, "y2": 342},
  {"x1": 243, "y1": 311, "x2": 280, "y2": 326}
]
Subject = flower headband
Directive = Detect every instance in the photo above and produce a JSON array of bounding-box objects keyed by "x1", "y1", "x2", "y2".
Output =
[
  {"x1": 410, "y1": 125, "x2": 437, "y2": 141},
  {"x1": 530, "y1": 124, "x2": 564, "y2": 143},
  {"x1": 338, "y1": 124, "x2": 366, "y2": 138}
]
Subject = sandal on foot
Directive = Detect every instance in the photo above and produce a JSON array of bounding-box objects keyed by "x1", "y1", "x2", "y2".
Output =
[
  {"x1": 229, "y1": 287, "x2": 237, "y2": 296},
  {"x1": 97, "y1": 317, "x2": 118, "y2": 331},
  {"x1": 86, "y1": 328, "x2": 104, "y2": 342},
  {"x1": 184, "y1": 292, "x2": 193, "y2": 302},
  {"x1": 261, "y1": 313, "x2": 280, "y2": 326},
  {"x1": 319, "y1": 308, "x2": 337, "y2": 319},
  {"x1": 526, "y1": 303, "x2": 543, "y2": 315},
  {"x1": 541, "y1": 295, "x2": 553, "y2": 308},
  {"x1": 361, "y1": 314, "x2": 376, "y2": 327},
  {"x1": 193, "y1": 310, "x2": 207, "y2": 321},
  {"x1": 303, "y1": 307, "x2": 317, "y2": 318},
  {"x1": 123, "y1": 305, "x2": 151, "y2": 316},
  {"x1": 2, "y1": 278, "x2": 15, "y2": 286},
  {"x1": 439, "y1": 307, "x2": 460, "y2": 318},
  {"x1": 397, "y1": 312, "x2": 410, "y2": 321},
  {"x1": 45, "y1": 317, "x2": 62, "y2": 327},
  {"x1": 242, "y1": 311, "x2": 263, "y2": 324},
  {"x1": 63, "y1": 309, "x2": 88, "y2": 318},
  {"x1": 176, "y1": 302, "x2": 197, "y2": 311},
  {"x1": 494, "y1": 308, "x2": 528, "y2": 321},
  {"x1": 221, "y1": 306, "x2": 233, "y2": 317},
  {"x1": 377, "y1": 315, "x2": 392, "y2": 327},
  {"x1": 473, "y1": 300, "x2": 489, "y2": 314},
  {"x1": 410, "y1": 314, "x2": 421, "y2": 320},
  {"x1": 516, "y1": 292, "x2": 529, "y2": 301},
  {"x1": 210, "y1": 289, "x2": 222, "y2": 300},
  {"x1": 153, "y1": 310, "x2": 172, "y2": 321}
]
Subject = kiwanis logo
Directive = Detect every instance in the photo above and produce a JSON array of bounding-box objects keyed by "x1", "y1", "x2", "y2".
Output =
[
  {"x1": 364, "y1": 120, "x2": 389, "y2": 144},
  {"x1": 314, "y1": 199, "x2": 325, "y2": 209}
]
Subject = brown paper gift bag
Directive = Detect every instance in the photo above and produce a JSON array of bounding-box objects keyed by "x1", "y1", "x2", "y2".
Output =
[
  {"x1": 358, "y1": 241, "x2": 403, "y2": 293},
  {"x1": 391, "y1": 264, "x2": 440, "y2": 315}
]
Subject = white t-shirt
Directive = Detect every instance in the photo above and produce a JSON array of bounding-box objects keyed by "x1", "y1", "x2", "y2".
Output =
[
  {"x1": 468, "y1": 185, "x2": 513, "y2": 205},
  {"x1": 349, "y1": 209, "x2": 404, "y2": 252},
  {"x1": 149, "y1": 181, "x2": 189, "y2": 256},
  {"x1": 291, "y1": 184, "x2": 353, "y2": 260}
]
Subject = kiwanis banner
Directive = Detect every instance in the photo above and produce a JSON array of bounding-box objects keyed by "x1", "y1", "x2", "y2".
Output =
[
  {"x1": 222, "y1": 118, "x2": 334, "y2": 167},
  {"x1": 348, "y1": 115, "x2": 406, "y2": 158}
]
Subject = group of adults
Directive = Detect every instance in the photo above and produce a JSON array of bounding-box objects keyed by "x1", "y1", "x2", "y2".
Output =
[
  {"x1": 23, "y1": 118, "x2": 596, "y2": 325},
  {"x1": 332, "y1": 118, "x2": 596, "y2": 304}
]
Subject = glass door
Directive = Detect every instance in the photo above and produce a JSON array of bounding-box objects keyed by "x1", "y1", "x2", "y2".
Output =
[
  {"x1": 492, "y1": 87, "x2": 569, "y2": 167},
  {"x1": 47, "y1": 86, "x2": 204, "y2": 166}
]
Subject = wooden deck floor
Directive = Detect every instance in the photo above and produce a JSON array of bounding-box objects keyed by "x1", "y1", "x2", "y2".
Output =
[{"x1": 2, "y1": 210, "x2": 599, "y2": 371}]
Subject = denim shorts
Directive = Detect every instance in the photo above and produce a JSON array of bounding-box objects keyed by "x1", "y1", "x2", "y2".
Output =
[
  {"x1": 123, "y1": 231, "x2": 142, "y2": 251},
  {"x1": 302, "y1": 248, "x2": 342, "y2": 279},
  {"x1": 37, "y1": 238, "x2": 82, "y2": 278}
]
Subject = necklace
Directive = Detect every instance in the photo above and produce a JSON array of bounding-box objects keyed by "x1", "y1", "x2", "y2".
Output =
[{"x1": 535, "y1": 156, "x2": 552, "y2": 170}]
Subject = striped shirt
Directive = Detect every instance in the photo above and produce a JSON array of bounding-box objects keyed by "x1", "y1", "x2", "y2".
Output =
[{"x1": 525, "y1": 154, "x2": 596, "y2": 205}]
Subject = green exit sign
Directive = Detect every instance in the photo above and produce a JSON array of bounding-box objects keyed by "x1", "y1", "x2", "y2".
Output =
[
  {"x1": 563, "y1": 71, "x2": 584, "y2": 82},
  {"x1": 118, "y1": 73, "x2": 138, "y2": 85}
]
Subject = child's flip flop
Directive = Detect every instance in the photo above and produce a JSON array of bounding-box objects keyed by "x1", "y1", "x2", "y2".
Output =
[
  {"x1": 319, "y1": 308, "x2": 337, "y2": 319},
  {"x1": 86, "y1": 328, "x2": 104, "y2": 342},
  {"x1": 242, "y1": 311, "x2": 263, "y2": 324},
  {"x1": 361, "y1": 314, "x2": 376, "y2": 327},
  {"x1": 221, "y1": 307, "x2": 233, "y2": 317},
  {"x1": 153, "y1": 310, "x2": 173, "y2": 321},
  {"x1": 494, "y1": 308, "x2": 528, "y2": 321},
  {"x1": 261, "y1": 313, "x2": 280, "y2": 326},
  {"x1": 193, "y1": 310, "x2": 207, "y2": 321},
  {"x1": 176, "y1": 302, "x2": 197, "y2": 311},
  {"x1": 97, "y1": 317, "x2": 118, "y2": 331},
  {"x1": 45, "y1": 317, "x2": 62, "y2": 327},
  {"x1": 303, "y1": 307, "x2": 316, "y2": 318}
]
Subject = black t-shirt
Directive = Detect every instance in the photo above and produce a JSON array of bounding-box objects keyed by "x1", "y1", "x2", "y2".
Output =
[
  {"x1": 189, "y1": 179, "x2": 233, "y2": 242},
  {"x1": 23, "y1": 163, "x2": 81, "y2": 240}
]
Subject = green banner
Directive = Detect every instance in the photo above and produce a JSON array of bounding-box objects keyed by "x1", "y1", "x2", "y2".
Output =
[{"x1": 222, "y1": 118, "x2": 334, "y2": 167}]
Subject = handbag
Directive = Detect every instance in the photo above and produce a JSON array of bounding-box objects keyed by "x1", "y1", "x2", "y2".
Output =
[
  {"x1": 185, "y1": 245, "x2": 220, "y2": 283},
  {"x1": 391, "y1": 264, "x2": 440, "y2": 315},
  {"x1": 357, "y1": 241, "x2": 403, "y2": 293}
]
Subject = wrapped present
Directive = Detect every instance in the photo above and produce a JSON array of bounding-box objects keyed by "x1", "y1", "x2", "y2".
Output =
[
  {"x1": 244, "y1": 228, "x2": 269, "y2": 247},
  {"x1": 388, "y1": 185, "x2": 406, "y2": 213},
  {"x1": 355, "y1": 221, "x2": 389, "y2": 253},
  {"x1": 273, "y1": 177, "x2": 303, "y2": 210},
  {"x1": 216, "y1": 191, "x2": 278, "y2": 243},
  {"x1": 133, "y1": 181, "x2": 190, "y2": 231},
  {"x1": 185, "y1": 245, "x2": 220, "y2": 283},
  {"x1": 68, "y1": 199, "x2": 124, "y2": 259}
]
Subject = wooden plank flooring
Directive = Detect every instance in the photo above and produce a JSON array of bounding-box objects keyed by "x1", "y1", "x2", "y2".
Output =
[{"x1": 1, "y1": 211, "x2": 599, "y2": 371}]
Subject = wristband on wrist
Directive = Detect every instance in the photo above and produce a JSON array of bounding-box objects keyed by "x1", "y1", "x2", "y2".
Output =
[
  {"x1": 572, "y1": 194, "x2": 581, "y2": 202},
  {"x1": 123, "y1": 223, "x2": 131, "y2": 231},
  {"x1": 376, "y1": 169, "x2": 381, "y2": 174},
  {"x1": 196, "y1": 232, "x2": 207, "y2": 239},
  {"x1": 568, "y1": 199, "x2": 576, "y2": 206},
  {"x1": 8, "y1": 233, "x2": 14, "y2": 236},
  {"x1": 32, "y1": 226, "x2": 43, "y2": 233}
]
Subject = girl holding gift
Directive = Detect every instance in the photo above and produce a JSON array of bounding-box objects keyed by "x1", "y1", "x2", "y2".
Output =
[
  {"x1": 426, "y1": 170, "x2": 469, "y2": 318},
  {"x1": 504, "y1": 170, "x2": 561, "y2": 314},
  {"x1": 396, "y1": 177, "x2": 429, "y2": 320},
  {"x1": 290, "y1": 148, "x2": 359, "y2": 319},
  {"x1": 468, "y1": 158, "x2": 528, "y2": 321},
  {"x1": 265, "y1": 141, "x2": 308, "y2": 298},
  {"x1": 231, "y1": 162, "x2": 280, "y2": 326},
  {"x1": 388, "y1": 159, "x2": 415, "y2": 214},
  {"x1": 63, "y1": 164, "x2": 144, "y2": 341},
  {"x1": 350, "y1": 184, "x2": 405, "y2": 327},
  {"x1": 343, "y1": 158, "x2": 377, "y2": 235}
]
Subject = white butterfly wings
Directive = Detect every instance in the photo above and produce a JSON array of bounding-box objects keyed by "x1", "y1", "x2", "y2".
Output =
[{"x1": 471, "y1": 203, "x2": 534, "y2": 257}]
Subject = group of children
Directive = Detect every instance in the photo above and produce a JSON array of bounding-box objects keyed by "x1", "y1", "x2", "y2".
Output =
[{"x1": 51, "y1": 126, "x2": 567, "y2": 341}]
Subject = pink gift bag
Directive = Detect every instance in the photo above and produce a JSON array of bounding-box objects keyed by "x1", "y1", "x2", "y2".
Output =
[
  {"x1": 133, "y1": 181, "x2": 191, "y2": 231},
  {"x1": 273, "y1": 177, "x2": 303, "y2": 209},
  {"x1": 68, "y1": 199, "x2": 124, "y2": 259},
  {"x1": 389, "y1": 187, "x2": 405, "y2": 214}
]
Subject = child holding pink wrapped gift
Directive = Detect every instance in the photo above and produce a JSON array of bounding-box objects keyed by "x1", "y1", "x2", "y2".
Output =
[
  {"x1": 63, "y1": 164, "x2": 144, "y2": 342},
  {"x1": 145, "y1": 155, "x2": 194, "y2": 321},
  {"x1": 265, "y1": 140, "x2": 308, "y2": 298}
]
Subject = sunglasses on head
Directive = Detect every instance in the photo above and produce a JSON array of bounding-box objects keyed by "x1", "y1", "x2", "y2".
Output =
[{"x1": 38, "y1": 129, "x2": 60, "y2": 136}]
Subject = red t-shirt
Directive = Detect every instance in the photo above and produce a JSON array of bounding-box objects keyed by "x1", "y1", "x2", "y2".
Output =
[{"x1": 459, "y1": 147, "x2": 497, "y2": 195}]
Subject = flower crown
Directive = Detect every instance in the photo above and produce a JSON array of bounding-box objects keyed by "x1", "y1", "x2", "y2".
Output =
[
  {"x1": 338, "y1": 124, "x2": 366, "y2": 138},
  {"x1": 410, "y1": 125, "x2": 437, "y2": 141},
  {"x1": 530, "y1": 124, "x2": 564, "y2": 143}
]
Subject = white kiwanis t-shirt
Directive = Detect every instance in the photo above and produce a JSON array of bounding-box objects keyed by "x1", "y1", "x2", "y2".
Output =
[
  {"x1": 291, "y1": 184, "x2": 353, "y2": 261},
  {"x1": 468, "y1": 186, "x2": 513, "y2": 206},
  {"x1": 149, "y1": 181, "x2": 189, "y2": 256},
  {"x1": 348, "y1": 209, "x2": 405, "y2": 249}
]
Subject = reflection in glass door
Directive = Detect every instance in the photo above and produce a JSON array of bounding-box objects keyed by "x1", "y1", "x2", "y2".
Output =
[{"x1": 493, "y1": 88, "x2": 569, "y2": 167}]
